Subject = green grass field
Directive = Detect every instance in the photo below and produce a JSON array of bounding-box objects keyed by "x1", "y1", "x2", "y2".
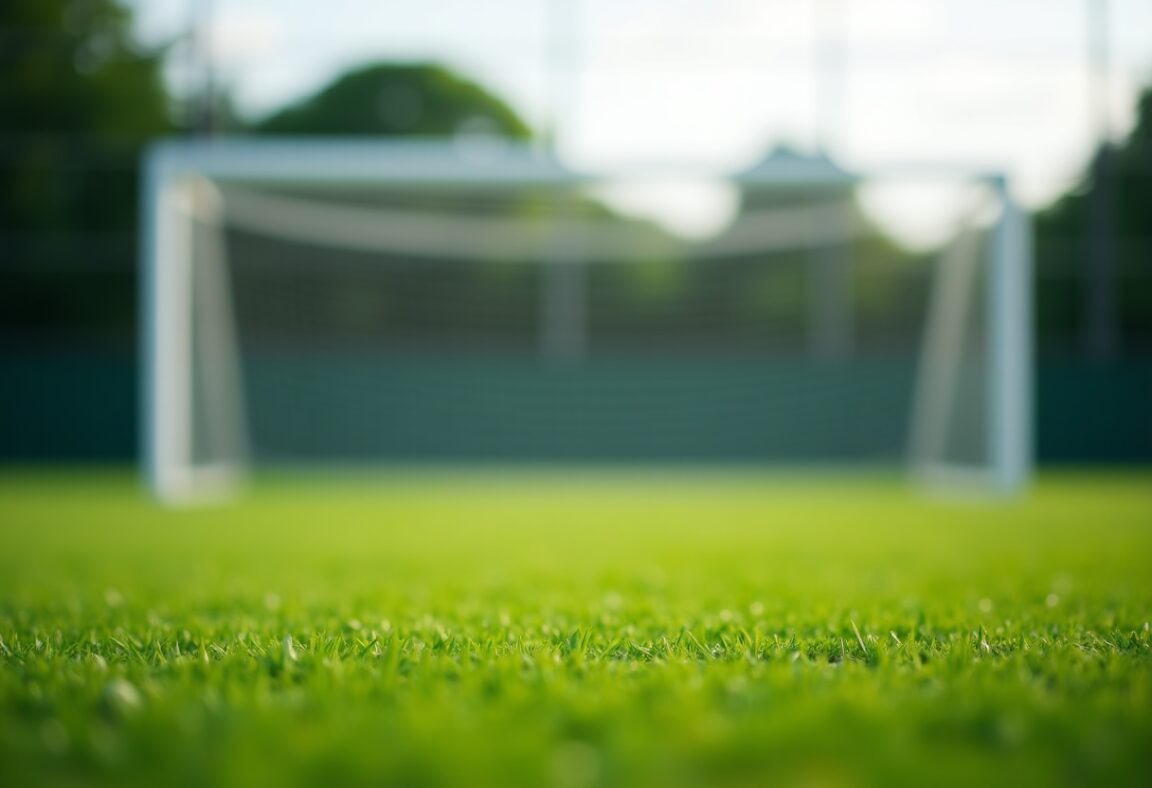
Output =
[{"x1": 1, "y1": 470, "x2": 1150, "y2": 787}]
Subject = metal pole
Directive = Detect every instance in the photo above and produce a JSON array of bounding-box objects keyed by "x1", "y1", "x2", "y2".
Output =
[
  {"x1": 1083, "y1": 0, "x2": 1117, "y2": 359},
  {"x1": 545, "y1": 0, "x2": 578, "y2": 157},
  {"x1": 192, "y1": 0, "x2": 217, "y2": 137},
  {"x1": 541, "y1": 0, "x2": 586, "y2": 364},
  {"x1": 813, "y1": 0, "x2": 847, "y2": 156},
  {"x1": 809, "y1": 0, "x2": 852, "y2": 360}
]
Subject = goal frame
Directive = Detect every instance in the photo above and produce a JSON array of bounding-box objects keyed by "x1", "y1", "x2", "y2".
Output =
[{"x1": 140, "y1": 138, "x2": 1031, "y2": 504}]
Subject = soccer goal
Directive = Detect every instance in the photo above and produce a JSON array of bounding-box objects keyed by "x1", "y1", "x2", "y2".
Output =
[{"x1": 140, "y1": 139, "x2": 1031, "y2": 504}]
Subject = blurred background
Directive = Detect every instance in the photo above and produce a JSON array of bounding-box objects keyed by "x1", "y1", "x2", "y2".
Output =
[{"x1": 1, "y1": 0, "x2": 1149, "y2": 466}]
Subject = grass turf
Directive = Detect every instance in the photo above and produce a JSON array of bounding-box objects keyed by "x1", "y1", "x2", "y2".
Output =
[{"x1": 0, "y1": 469, "x2": 1150, "y2": 787}]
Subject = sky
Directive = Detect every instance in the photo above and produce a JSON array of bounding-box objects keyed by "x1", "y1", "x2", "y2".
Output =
[{"x1": 130, "y1": 0, "x2": 1152, "y2": 245}]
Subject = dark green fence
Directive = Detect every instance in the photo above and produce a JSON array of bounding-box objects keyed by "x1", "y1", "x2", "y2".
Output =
[{"x1": 2, "y1": 350, "x2": 1148, "y2": 464}]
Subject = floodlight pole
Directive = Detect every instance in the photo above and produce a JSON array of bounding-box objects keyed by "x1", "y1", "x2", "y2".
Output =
[
  {"x1": 544, "y1": 0, "x2": 581, "y2": 158},
  {"x1": 808, "y1": 0, "x2": 853, "y2": 360},
  {"x1": 1083, "y1": 0, "x2": 1118, "y2": 359},
  {"x1": 541, "y1": 0, "x2": 587, "y2": 364},
  {"x1": 188, "y1": 0, "x2": 218, "y2": 137},
  {"x1": 813, "y1": 0, "x2": 847, "y2": 156}
]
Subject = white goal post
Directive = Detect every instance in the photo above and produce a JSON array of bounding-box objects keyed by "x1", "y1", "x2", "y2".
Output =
[{"x1": 140, "y1": 138, "x2": 1031, "y2": 504}]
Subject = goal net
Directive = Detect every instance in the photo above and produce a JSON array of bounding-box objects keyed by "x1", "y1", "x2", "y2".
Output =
[{"x1": 140, "y1": 140, "x2": 1031, "y2": 504}]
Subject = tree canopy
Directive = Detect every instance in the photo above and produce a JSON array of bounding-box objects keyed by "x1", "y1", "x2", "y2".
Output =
[
  {"x1": 1036, "y1": 88, "x2": 1151, "y2": 240},
  {"x1": 252, "y1": 62, "x2": 532, "y2": 139},
  {"x1": 0, "y1": 0, "x2": 172, "y2": 343},
  {"x1": 0, "y1": 0, "x2": 171, "y2": 233},
  {"x1": 1034, "y1": 87, "x2": 1152, "y2": 353}
]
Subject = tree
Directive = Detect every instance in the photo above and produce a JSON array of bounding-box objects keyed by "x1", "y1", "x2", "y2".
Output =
[
  {"x1": 0, "y1": 0, "x2": 172, "y2": 342},
  {"x1": 251, "y1": 62, "x2": 531, "y2": 138},
  {"x1": 1034, "y1": 87, "x2": 1152, "y2": 356}
]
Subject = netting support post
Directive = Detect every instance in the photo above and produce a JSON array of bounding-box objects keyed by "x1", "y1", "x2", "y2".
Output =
[
  {"x1": 541, "y1": 194, "x2": 587, "y2": 363},
  {"x1": 807, "y1": 199, "x2": 854, "y2": 360}
]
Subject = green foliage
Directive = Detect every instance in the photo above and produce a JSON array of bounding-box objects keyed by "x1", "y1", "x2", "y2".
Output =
[
  {"x1": 1, "y1": 471, "x2": 1150, "y2": 787},
  {"x1": 252, "y1": 62, "x2": 532, "y2": 139},
  {"x1": 0, "y1": 0, "x2": 171, "y2": 342},
  {"x1": 1113, "y1": 90, "x2": 1152, "y2": 237},
  {"x1": 1036, "y1": 90, "x2": 1152, "y2": 242},
  {"x1": 0, "y1": 0, "x2": 170, "y2": 231},
  {"x1": 1034, "y1": 88, "x2": 1152, "y2": 350}
]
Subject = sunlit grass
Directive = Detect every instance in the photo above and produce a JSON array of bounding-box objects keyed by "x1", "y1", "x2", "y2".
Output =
[{"x1": 1, "y1": 470, "x2": 1150, "y2": 787}]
